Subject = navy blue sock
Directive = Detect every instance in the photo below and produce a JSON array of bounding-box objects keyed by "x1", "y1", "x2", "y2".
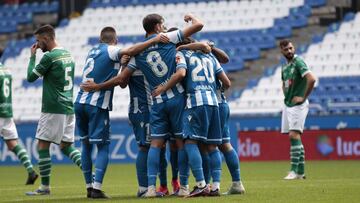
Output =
[
  {"x1": 159, "y1": 147, "x2": 168, "y2": 187},
  {"x1": 147, "y1": 146, "x2": 161, "y2": 187},
  {"x1": 178, "y1": 148, "x2": 189, "y2": 186},
  {"x1": 224, "y1": 149, "x2": 241, "y2": 182},
  {"x1": 201, "y1": 153, "x2": 211, "y2": 184},
  {"x1": 136, "y1": 149, "x2": 148, "y2": 188},
  {"x1": 81, "y1": 142, "x2": 93, "y2": 185},
  {"x1": 209, "y1": 149, "x2": 222, "y2": 183},
  {"x1": 94, "y1": 143, "x2": 109, "y2": 184},
  {"x1": 184, "y1": 143, "x2": 204, "y2": 182},
  {"x1": 170, "y1": 149, "x2": 178, "y2": 180}
]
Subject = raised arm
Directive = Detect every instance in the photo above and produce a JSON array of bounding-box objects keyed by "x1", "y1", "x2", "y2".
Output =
[
  {"x1": 120, "y1": 33, "x2": 169, "y2": 57},
  {"x1": 210, "y1": 45, "x2": 229, "y2": 64},
  {"x1": 177, "y1": 42, "x2": 211, "y2": 53},
  {"x1": 182, "y1": 13, "x2": 204, "y2": 38},
  {"x1": 217, "y1": 71, "x2": 231, "y2": 90}
]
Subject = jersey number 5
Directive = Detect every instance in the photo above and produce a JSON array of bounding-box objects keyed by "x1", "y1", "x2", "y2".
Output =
[
  {"x1": 146, "y1": 51, "x2": 168, "y2": 77},
  {"x1": 64, "y1": 66, "x2": 73, "y2": 91}
]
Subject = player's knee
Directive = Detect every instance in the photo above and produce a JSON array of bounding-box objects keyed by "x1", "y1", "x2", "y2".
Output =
[
  {"x1": 207, "y1": 144, "x2": 218, "y2": 152},
  {"x1": 151, "y1": 139, "x2": 165, "y2": 148},
  {"x1": 219, "y1": 143, "x2": 233, "y2": 152},
  {"x1": 289, "y1": 130, "x2": 301, "y2": 139}
]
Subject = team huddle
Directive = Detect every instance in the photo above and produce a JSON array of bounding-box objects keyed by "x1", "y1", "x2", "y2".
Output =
[
  {"x1": 0, "y1": 9, "x2": 317, "y2": 199},
  {"x1": 0, "y1": 13, "x2": 244, "y2": 199}
]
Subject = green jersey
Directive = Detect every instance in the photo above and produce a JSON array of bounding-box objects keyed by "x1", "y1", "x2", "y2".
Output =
[
  {"x1": 281, "y1": 55, "x2": 311, "y2": 107},
  {"x1": 0, "y1": 63, "x2": 13, "y2": 117},
  {"x1": 27, "y1": 47, "x2": 75, "y2": 114}
]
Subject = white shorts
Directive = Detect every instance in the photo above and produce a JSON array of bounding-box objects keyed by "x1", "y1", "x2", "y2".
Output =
[
  {"x1": 281, "y1": 100, "x2": 309, "y2": 134},
  {"x1": 0, "y1": 118, "x2": 18, "y2": 140},
  {"x1": 35, "y1": 113, "x2": 75, "y2": 144}
]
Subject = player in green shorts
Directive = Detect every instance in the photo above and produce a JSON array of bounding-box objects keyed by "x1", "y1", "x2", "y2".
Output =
[
  {"x1": 0, "y1": 62, "x2": 38, "y2": 185},
  {"x1": 25, "y1": 25, "x2": 82, "y2": 195},
  {"x1": 279, "y1": 40, "x2": 316, "y2": 180}
]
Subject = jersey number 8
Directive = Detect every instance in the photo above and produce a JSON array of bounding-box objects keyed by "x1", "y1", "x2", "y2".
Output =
[{"x1": 146, "y1": 51, "x2": 168, "y2": 77}]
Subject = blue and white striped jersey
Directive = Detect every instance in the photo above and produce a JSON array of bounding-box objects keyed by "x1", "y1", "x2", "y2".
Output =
[
  {"x1": 127, "y1": 30, "x2": 185, "y2": 104},
  {"x1": 75, "y1": 43, "x2": 121, "y2": 110},
  {"x1": 176, "y1": 50, "x2": 224, "y2": 109},
  {"x1": 216, "y1": 80, "x2": 227, "y2": 104},
  {"x1": 128, "y1": 69, "x2": 152, "y2": 114}
]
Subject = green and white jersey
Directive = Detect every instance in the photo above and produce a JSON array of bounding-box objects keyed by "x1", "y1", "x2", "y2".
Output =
[
  {"x1": 29, "y1": 47, "x2": 75, "y2": 114},
  {"x1": 0, "y1": 63, "x2": 12, "y2": 117},
  {"x1": 281, "y1": 55, "x2": 311, "y2": 107}
]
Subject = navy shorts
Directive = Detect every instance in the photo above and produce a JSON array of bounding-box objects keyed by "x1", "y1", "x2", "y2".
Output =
[
  {"x1": 75, "y1": 103, "x2": 110, "y2": 144},
  {"x1": 183, "y1": 105, "x2": 222, "y2": 145}
]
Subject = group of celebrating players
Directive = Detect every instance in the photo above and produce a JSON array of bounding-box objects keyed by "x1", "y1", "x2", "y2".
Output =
[{"x1": 0, "y1": 13, "x2": 245, "y2": 199}]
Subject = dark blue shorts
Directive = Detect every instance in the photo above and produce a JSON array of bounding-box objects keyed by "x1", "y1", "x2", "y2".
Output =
[
  {"x1": 150, "y1": 94, "x2": 185, "y2": 140},
  {"x1": 128, "y1": 112, "x2": 151, "y2": 147},
  {"x1": 75, "y1": 103, "x2": 110, "y2": 144},
  {"x1": 183, "y1": 105, "x2": 222, "y2": 145}
]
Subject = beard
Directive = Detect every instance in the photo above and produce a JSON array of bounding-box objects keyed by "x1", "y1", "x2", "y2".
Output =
[{"x1": 285, "y1": 52, "x2": 294, "y2": 61}]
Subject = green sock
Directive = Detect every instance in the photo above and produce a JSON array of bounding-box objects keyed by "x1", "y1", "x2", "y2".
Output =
[
  {"x1": 290, "y1": 138, "x2": 302, "y2": 173},
  {"x1": 12, "y1": 144, "x2": 34, "y2": 174},
  {"x1": 297, "y1": 145, "x2": 305, "y2": 175},
  {"x1": 61, "y1": 146, "x2": 82, "y2": 169},
  {"x1": 38, "y1": 149, "x2": 51, "y2": 186}
]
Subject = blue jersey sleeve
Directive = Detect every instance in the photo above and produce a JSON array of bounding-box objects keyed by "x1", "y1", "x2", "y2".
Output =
[
  {"x1": 127, "y1": 56, "x2": 138, "y2": 70},
  {"x1": 176, "y1": 51, "x2": 187, "y2": 70}
]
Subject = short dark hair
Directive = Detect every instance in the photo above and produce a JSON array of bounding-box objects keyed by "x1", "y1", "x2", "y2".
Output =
[
  {"x1": 100, "y1": 26, "x2": 117, "y2": 43},
  {"x1": 279, "y1": 39, "x2": 291, "y2": 48},
  {"x1": 34, "y1": 24, "x2": 55, "y2": 40},
  {"x1": 143, "y1": 14, "x2": 163, "y2": 33}
]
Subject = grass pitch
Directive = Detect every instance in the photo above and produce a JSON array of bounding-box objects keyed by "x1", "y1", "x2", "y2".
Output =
[{"x1": 0, "y1": 161, "x2": 359, "y2": 203}]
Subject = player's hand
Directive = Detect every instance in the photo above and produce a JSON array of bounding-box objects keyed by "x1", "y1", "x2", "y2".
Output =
[
  {"x1": 81, "y1": 81, "x2": 99, "y2": 92},
  {"x1": 30, "y1": 43, "x2": 38, "y2": 56},
  {"x1": 176, "y1": 45, "x2": 186, "y2": 51},
  {"x1": 152, "y1": 85, "x2": 165, "y2": 97},
  {"x1": 184, "y1": 13, "x2": 195, "y2": 22},
  {"x1": 156, "y1": 33, "x2": 170, "y2": 44},
  {"x1": 121, "y1": 55, "x2": 130, "y2": 66},
  {"x1": 292, "y1": 96, "x2": 304, "y2": 104}
]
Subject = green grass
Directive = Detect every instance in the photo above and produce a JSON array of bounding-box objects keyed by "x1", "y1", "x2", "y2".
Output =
[{"x1": 1, "y1": 161, "x2": 360, "y2": 202}]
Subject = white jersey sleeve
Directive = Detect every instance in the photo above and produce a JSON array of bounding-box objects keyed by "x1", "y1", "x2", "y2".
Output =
[
  {"x1": 107, "y1": 45, "x2": 121, "y2": 62},
  {"x1": 164, "y1": 30, "x2": 184, "y2": 44}
]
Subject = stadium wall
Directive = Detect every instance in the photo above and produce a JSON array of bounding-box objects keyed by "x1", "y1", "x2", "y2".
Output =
[{"x1": 0, "y1": 115, "x2": 359, "y2": 165}]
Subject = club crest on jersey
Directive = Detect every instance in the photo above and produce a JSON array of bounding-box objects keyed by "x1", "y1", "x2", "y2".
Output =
[
  {"x1": 140, "y1": 122, "x2": 144, "y2": 128},
  {"x1": 187, "y1": 115, "x2": 192, "y2": 122}
]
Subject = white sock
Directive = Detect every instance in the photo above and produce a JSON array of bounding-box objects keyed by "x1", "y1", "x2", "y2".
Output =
[
  {"x1": 139, "y1": 186, "x2": 147, "y2": 193},
  {"x1": 93, "y1": 182, "x2": 102, "y2": 190},
  {"x1": 148, "y1": 185, "x2": 156, "y2": 191},
  {"x1": 196, "y1": 180, "x2": 206, "y2": 188},
  {"x1": 212, "y1": 182, "x2": 220, "y2": 191},
  {"x1": 181, "y1": 185, "x2": 189, "y2": 190},
  {"x1": 86, "y1": 183, "x2": 93, "y2": 189},
  {"x1": 232, "y1": 181, "x2": 241, "y2": 186},
  {"x1": 40, "y1": 184, "x2": 50, "y2": 190}
]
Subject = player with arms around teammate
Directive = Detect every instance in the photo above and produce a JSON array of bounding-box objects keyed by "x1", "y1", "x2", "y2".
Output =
[
  {"x1": 177, "y1": 42, "x2": 245, "y2": 195},
  {"x1": 0, "y1": 62, "x2": 38, "y2": 185},
  {"x1": 153, "y1": 40, "x2": 231, "y2": 196},
  {"x1": 75, "y1": 26, "x2": 168, "y2": 198},
  {"x1": 279, "y1": 40, "x2": 316, "y2": 180},
  {"x1": 25, "y1": 25, "x2": 82, "y2": 195},
  {"x1": 81, "y1": 13, "x2": 204, "y2": 197}
]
